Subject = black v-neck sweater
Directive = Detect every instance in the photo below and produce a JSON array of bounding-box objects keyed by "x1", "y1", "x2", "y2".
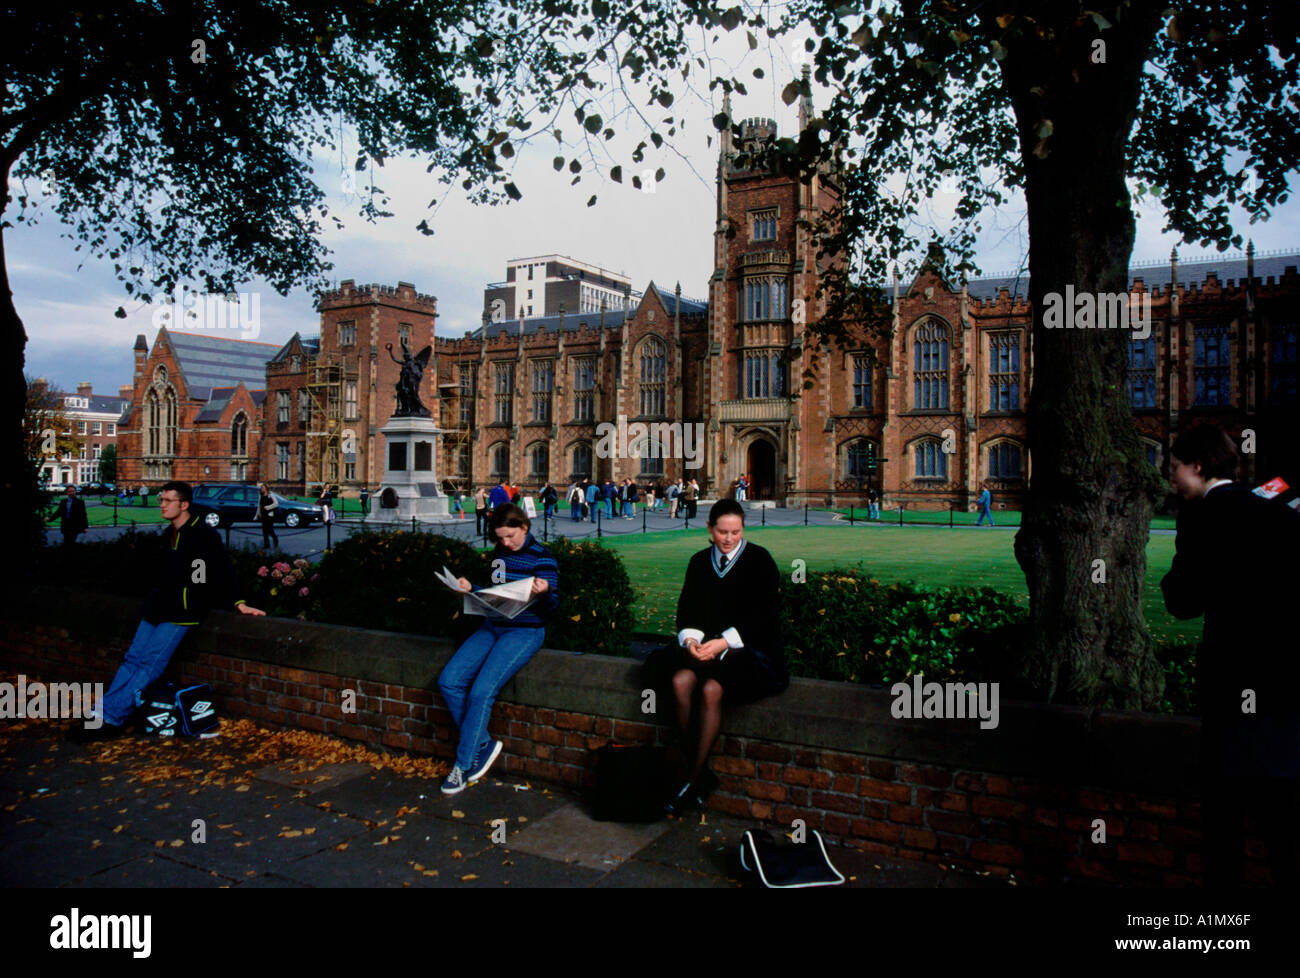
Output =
[{"x1": 675, "y1": 540, "x2": 785, "y2": 676}]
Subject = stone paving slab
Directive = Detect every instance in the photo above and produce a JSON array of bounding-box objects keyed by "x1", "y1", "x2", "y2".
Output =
[
  {"x1": 444, "y1": 846, "x2": 605, "y2": 888},
  {"x1": 595, "y1": 859, "x2": 735, "y2": 888},
  {"x1": 274, "y1": 814, "x2": 488, "y2": 888},
  {"x1": 251, "y1": 761, "x2": 375, "y2": 795},
  {"x1": 76, "y1": 853, "x2": 238, "y2": 888},
  {"x1": 0, "y1": 820, "x2": 151, "y2": 886},
  {"x1": 505, "y1": 802, "x2": 673, "y2": 872}
]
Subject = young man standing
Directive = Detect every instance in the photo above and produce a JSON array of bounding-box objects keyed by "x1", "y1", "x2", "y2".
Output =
[
  {"x1": 69, "y1": 481, "x2": 265, "y2": 743},
  {"x1": 49, "y1": 486, "x2": 89, "y2": 546},
  {"x1": 1161, "y1": 425, "x2": 1300, "y2": 886}
]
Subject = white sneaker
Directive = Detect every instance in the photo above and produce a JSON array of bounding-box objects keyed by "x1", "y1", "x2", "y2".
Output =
[
  {"x1": 468, "y1": 740, "x2": 503, "y2": 783},
  {"x1": 440, "y1": 765, "x2": 467, "y2": 795}
]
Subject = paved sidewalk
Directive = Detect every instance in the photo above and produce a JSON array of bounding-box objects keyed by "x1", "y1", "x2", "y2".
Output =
[{"x1": 0, "y1": 719, "x2": 1009, "y2": 889}]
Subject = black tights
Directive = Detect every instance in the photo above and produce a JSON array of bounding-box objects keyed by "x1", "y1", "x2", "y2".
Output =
[{"x1": 671, "y1": 669, "x2": 724, "y2": 781}]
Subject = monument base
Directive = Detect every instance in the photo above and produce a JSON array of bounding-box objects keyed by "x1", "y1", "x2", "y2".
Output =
[{"x1": 365, "y1": 416, "x2": 449, "y2": 524}]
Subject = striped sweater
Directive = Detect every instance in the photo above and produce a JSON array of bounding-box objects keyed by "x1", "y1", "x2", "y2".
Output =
[{"x1": 477, "y1": 533, "x2": 560, "y2": 628}]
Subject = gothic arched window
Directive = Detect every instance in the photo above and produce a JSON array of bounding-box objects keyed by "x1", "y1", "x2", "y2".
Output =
[
  {"x1": 913, "y1": 320, "x2": 950, "y2": 410},
  {"x1": 638, "y1": 336, "x2": 667, "y2": 416}
]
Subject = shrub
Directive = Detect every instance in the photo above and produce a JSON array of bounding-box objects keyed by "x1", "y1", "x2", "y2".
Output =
[
  {"x1": 781, "y1": 568, "x2": 1029, "y2": 687},
  {"x1": 542, "y1": 537, "x2": 636, "y2": 656},
  {"x1": 232, "y1": 554, "x2": 321, "y2": 620},
  {"x1": 312, "y1": 530, "x2": 487, "y2": 643},
  {"x1": 1154, "y1": 639, "x2": 1198, "y2": 716}
]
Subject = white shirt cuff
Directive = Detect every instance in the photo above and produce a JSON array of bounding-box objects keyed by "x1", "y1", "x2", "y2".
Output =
[
  {"x1": 677, "y1": 628, "x2": 704, "y2": 648},
  {"x1": 721, "y1": 627, "x2": 744, "y2": 649}
]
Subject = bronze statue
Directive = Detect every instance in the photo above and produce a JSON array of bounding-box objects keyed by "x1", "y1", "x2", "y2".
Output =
[{"x1": 386, "y1": 339, "x2": 432, "y2": 417}]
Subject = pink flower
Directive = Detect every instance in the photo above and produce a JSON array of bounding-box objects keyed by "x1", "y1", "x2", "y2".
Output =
[
  {"x1": 273, "y1": 561, "x2": 291, "y2": 573},
  {"x1": 299, "y1": 587, "x2": 310, "y2": 597},
  {"x1": 293, "y1": 558, "x2": 308, "y2": 569},
  {"x1": 311, "y1": 573, "x2": 320, "y2": 583},
  {"x1": 271, "y1": 569, "x2": 284, "y2": 580},
  {"x1": 257, "y1": 566, "x2": 269, "y2": 577}
]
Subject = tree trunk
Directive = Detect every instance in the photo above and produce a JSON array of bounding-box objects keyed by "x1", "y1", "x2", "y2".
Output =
[
  {"x1": 0, "y1": 219, "x2": 45, "y2": 581},
  {"x1": 1001, "y1": 7, "x2": 1167, "y2": 708}
]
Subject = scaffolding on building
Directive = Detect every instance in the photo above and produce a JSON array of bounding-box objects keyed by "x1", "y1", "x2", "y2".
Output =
[
  {"x1": 439, "y1": 364, "x2": 475, "y2": 492},
  {"x1": 304, "y1": 354, "x2": 358, "y2": 494}
]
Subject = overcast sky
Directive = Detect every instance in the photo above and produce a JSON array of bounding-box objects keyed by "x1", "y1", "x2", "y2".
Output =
[{"x1": 13, "y1": 24, "x2": 1297, "y2": 397}]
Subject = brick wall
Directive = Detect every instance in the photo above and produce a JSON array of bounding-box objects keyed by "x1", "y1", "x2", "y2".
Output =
[{"x1": 1, "y1": 587, "x2": 1273, "y2": 886}]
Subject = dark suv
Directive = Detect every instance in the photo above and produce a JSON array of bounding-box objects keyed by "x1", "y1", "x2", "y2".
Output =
[{"x1": 191, "y1": 484, "x2": 324, "y2": 529}]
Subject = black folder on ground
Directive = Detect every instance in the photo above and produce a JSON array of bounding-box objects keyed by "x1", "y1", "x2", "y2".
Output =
[
  {"x1": 739, "y1": 829, "x2": 846, "y2": 888},
  {"x1": 592, "y1": 743, "x2": 669, "y2": 822}
]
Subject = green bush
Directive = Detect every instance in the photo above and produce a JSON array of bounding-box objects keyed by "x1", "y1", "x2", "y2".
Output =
[
  {"x1": 542, "y1": 537, "x2": 636, "y2": 656},
  {"x1": 312, "y1": 530, "x2": 487, "y2": 643},
  {"x1": 1154, "y1": 639, "x2": 1198, "y2": 716},
  {"x1": 781, "y1": 568, "x2": 1029, "y2": 687}
]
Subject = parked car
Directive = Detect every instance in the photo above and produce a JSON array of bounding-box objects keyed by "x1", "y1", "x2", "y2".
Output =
[{"x1": 190, "y1": 483, "x2": 324, "y2": 529}]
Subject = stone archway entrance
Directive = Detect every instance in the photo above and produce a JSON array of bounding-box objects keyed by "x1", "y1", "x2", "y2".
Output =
[{"x1": 746, "y1": 439, "x2": 776, "y2": 500}]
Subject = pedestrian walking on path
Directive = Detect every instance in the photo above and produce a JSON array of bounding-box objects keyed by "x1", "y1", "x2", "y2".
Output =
[{"x1": 257, "y1": 483, "x2": 279, "y2": 549}]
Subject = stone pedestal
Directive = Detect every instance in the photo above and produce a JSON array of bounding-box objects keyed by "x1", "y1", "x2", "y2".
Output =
[{"x1": 366, "y1": 416, "x2": 449, "y2": 523}]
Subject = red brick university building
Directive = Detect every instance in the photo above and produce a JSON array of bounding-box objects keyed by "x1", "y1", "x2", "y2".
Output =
[{"x1": 118, "y1": 94, "x2": 1300, "y2": 508}]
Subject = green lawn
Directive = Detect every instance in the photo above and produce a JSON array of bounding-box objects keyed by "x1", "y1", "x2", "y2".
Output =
[
  {"x1": 829, "y1": 506, "x2": 1178, "y2": 531},
  {"x1": 598, "y1": 524, "x2": 1195, "y2": 646}
]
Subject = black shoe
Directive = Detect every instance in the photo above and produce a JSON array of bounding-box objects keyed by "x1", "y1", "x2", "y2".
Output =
[
  {"x1": 664, "y1": 780, "x2": 696, "y2": 816},
  {"x1": 691, "y1": 769, "x2": 719, "y2": 808},
  {"x1": 66, "y1": 722, "x2": 127, "y2": 744}
]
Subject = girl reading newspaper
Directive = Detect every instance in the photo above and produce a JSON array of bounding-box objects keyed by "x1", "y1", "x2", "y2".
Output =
[{"x1": 437, "y1": 504, "x2": 559, "y2": 795}]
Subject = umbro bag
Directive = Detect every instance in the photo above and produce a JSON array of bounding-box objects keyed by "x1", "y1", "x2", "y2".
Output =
[{"x1": 135, "y1": 681, "x2": 219, "y2": 738}]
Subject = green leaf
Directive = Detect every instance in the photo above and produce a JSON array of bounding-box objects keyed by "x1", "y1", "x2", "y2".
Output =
[
  {"x1": 504, "y1": 182, "x2": 521, "y2": 200},
  {"x1": 610, "y1": 165, "x2": 622, "y2": 182},
  {"x1": 584, "y1": 115, "x2": 603, "y2": 134},
  {"x1": 553, "y1": 156, "x2": 564, "y2": 171},
  {"x1": 656, "y1": 90, "x2": 673, "y2": 108},
  {"x1": 781, "y1": 81, "x2": 799, "y2": 106},
  {"x1": 586, "y1": 195, "x2": 597, "y2": 207}
]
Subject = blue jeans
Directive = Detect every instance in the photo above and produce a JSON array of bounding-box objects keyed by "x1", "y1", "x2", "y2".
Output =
[
  {"x1": 101, "y1": 620, "x2": 192, "y2": 726},
  {"x1": 570, "y1": 501, "x2": 581, "y2": 521},
  {"x1": 438, "y1": 620, "x2": 545, "y2": 771},
  {"x1": 544, "y1": 503, "x2": 555, "y2": 521},
  {"x1": 977, "y1": 504, "x2": 994, "y2": 526}
]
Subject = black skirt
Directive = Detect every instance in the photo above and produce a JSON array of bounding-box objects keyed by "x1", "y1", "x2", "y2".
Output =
[{"x1": 642, "y1": 643, "x2": 787, "y2": 706}]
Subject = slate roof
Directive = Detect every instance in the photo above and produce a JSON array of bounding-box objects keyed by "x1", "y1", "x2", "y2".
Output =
[
  {"x1": 644, "y1": 282, "x2": 708, "y2": 317},
  {"x1": 82, "y1": 394, "x2": 132, "y2": 415},
  {"x1": 473, "y1": 309, "x2": 631, "y2": 340},
  {"x1": 269, "y1": 332, "x2": 321, "y2": 364},
  {"x1": 962, "y1": 252, "x2": 1300, "y2": 302},
  {"x1": 166, "y1": 330, "x2": 275, "y2": 399}
]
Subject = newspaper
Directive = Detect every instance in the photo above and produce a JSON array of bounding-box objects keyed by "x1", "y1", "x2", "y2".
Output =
[{"x1": 436, "y1": 565, "x2": 538, "y2": 620}]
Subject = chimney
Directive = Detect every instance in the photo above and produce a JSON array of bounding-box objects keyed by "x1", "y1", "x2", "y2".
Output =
[
  {"x1": 77, "y1": 382, "x2": 93, "y2": 397},
  {"x1": 119, "y1": 385, "x2": 133, "y2": 400},
  {"x1": 133, "y1": 334, "x2": 149, "y2": 384}
]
